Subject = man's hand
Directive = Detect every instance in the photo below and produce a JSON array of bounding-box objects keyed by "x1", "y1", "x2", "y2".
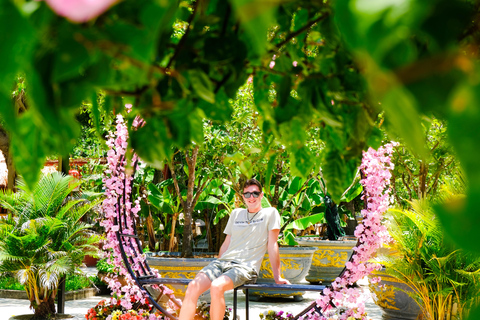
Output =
[{"x1": 275, "y1": 277, "x2": 291, "y2": 285}]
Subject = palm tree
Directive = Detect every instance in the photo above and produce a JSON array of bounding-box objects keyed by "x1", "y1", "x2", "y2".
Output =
[
  {"x1": 0, "y1": 172, "x2": 102, "y2": 319},
  {"x1": 380, "y1": 198, "x2": 480, "y2": 320}
]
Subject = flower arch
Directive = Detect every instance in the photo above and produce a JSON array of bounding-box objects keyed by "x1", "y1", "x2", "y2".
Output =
[
  {"x1": 101, "y1": 109, "x2": 395, "y2": 319},
  {"x1": 100, "y1": 111, "x2": 147, "y2": 308},
  {"x1": 302, "y1": 143, "x2": 396, "y2": 320},
  {"x1": 100, "y1": 108, "x2": 179, "y2": 316}
]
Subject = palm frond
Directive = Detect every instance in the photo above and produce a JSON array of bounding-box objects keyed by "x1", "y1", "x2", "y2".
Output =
[
  {"x1": 55, "y1": 199, "x2": 86, "y2": 220},
  {"x1": 35, "y1": 172, "x2": 74, "y2": 217},
  {"x1": 39, "y1": 269, "x2": 60, "y2": 290}
]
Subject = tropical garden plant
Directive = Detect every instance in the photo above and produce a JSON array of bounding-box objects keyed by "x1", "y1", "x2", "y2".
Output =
[
  {"x1": 0, "y1": 172, "x2": 102, "y2": 319},
  {"x1": 378, "y1": 197, "x2": 480, "y2": 320},
  {"x1": 148, "y1": 179, "x2": 183, "y2": 252},
  {"x1": 389, "y1": 118, "x2": 462, "y2": 207}
]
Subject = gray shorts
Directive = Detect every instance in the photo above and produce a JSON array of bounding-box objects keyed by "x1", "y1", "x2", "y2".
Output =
[{"x1": 199, "y1": 260, "x2": 258, "y2": 288}]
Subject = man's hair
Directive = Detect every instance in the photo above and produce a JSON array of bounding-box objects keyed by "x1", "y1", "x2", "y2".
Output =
[{"x1": 243, "y1": 178, "x2": 263, "y2": 192}]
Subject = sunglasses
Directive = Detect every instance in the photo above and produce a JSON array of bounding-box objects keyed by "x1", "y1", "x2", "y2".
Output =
[{"x1": 243, "y1": 191, "x2": 261, "y2": 198}]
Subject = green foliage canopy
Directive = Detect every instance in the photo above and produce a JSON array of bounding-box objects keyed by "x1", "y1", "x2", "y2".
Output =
[{"x1": 1, "y1": 0, "x2": 480, "y2": 277}]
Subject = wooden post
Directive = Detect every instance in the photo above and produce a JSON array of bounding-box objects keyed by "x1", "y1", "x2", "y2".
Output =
[
  {"x1": 57, "y1": 156, "x2": 69, "y2": 314},
  {"x1": 57, "y1": 276, "x2": 66, "y2": 314}
]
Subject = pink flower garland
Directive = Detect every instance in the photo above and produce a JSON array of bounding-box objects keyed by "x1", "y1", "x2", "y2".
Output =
[
  {"x1": 303, "y1": 143, "x2": 396, "y2": 320},
  {"x1": 100, "y1": 107, "x2": 177, "y2": 316},
  {"x1": 44, "y1": 0, "x2": 118, "y2": 23}
]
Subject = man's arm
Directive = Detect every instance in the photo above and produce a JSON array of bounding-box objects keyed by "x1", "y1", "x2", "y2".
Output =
[
  {"x1": 218, "y1": 234, "x2": 231, "y2": 258},
  {"x1": 267, "y1": 229, "x2": 290, "y2": 284}
]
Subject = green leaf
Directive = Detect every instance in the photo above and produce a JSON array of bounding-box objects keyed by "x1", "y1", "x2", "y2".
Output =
[
  {"x1": 188, "y1": 70, "x2": 215, "y2": 103},
  {"x1": 214, "y1": 209, "x2": 230, "y2": 225},
  {"x1": 0, "y1": 1, "x2": 35, "y2": 96},
  {"x1": 90, "y1": 92, "x2": 102, "y2": 135},
  {"x1": 341, "y1": 182, "x2": 363, "y2": 202},
  {"x1": 130, "y1": 117, "x2": 173, "y2": 168},
  {"x1": 10, "y1": 112, "x2": 48, "y2": 189},
  {"x1": 382, "y1": 86, "x2": 427, "y2": 159},
  {"x1": 229, "y1": 0, "x2": 278, "y2": 60},
  {"x1": 223, "y1": 152, "x2": 245, "y2": 165},
  {"x1": 195, "y1": 196, "x2": 223, "y2": 211},
  {"x1": 283, "y1": 230, "x2": 297, "y2": 246},
  {"x1": 284, "y1": 213, "x2": 325, "y2": 230},
  {"x1": 187, "y1": 108, "x2": 205, "y2": 144},
  {"x1": 0, "y1": 92, "x2": 16, "y2": 133},
  {"x1": 420, "y1": 0, "x2": 471, "y2": 50},
  {"x1": 147, "y1": 183, "x2": 163, "y2": 208},
  {"x1": 261, "y1": 196, "x2": 271, "y2": 208},
  {"x1": 264, "y1": 153, "x2": 277, "y2": 196},
  {"x1": 435, "y1": 82, "x2": 480, "y2": 254},
  {"x1": 464, "y1": 303, "x2": 480, "y2": 320},
  {"x1": 198, "y1": 88, "x2": 233, "y2": 122},
  {"x1": 323, "y1": 148, "x2": 346, "y2": 202},
  {"x1": 290, "y1": 146, "x2": 315, "y2": 179},
  {"x1": 367, "y1": 126, "x2": 384, "y2": 149},
  {"x1": 288, "y1": 176, "x2": 303, "y2": 195},
  {"x1": 53, "y1": 37, "x2": 90, "y2": 83},
  {"x1": 158, "y1": 179, "x2": 174, "y2": 189}
]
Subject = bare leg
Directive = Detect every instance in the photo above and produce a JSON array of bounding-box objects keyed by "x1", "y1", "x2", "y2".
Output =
[
  {"x1": 209, "y1": 275, "x2": 234, "y2": 320},
  {"x1": 179, "y1": 273, "x2": 212, "y2": 320}
]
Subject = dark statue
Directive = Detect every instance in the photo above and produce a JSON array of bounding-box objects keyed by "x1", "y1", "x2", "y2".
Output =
[{"x1": 324, "y1": 195, "x2": 346, "y2": 240}]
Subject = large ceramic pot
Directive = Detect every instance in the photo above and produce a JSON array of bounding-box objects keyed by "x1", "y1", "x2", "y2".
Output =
[
  {"x1": 369, "y1": 269, "x2": 423, "y2": 320},
  {"x1": 247, "y1": 246, "x2": 317, "y2": 301},
  {"x1": 295, "y1": 237, "x2": 357, "y2": 284},
  {"x1": 146, "y1": 252, "x2": 216, "y2": 300}
]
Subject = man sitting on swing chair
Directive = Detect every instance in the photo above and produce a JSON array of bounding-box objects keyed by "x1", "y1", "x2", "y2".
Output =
[{"x1": 178, "y1": 178, "x2": 290, "y2": 320}]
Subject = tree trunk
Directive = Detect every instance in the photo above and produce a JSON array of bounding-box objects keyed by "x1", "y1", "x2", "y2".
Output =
[
  {"x1": 418, "y1": 161, "x2": 428, "y2": 199},
  {"x1": 146, "y1": 212, "x2": 157, "y2": 251},
  {"x1": 32, "y1": 297, "x2": 56, "y2": 320},
  {"x1": 182, "y1": 204, "x2": 194, "y2": 257},
  {"x1": 170, "y1": 146, "x2": 210, "y2": 257},
  {"x1": 169, "y1": 213, "x2": 179, "y2": 252},
  {"x1": 0, "y1": 128, "x2": 15, "y2": 190}
]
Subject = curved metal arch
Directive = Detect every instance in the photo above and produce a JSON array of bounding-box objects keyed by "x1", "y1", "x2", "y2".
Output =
[{"x1": 113, "y1": 158, "x2": 182, "y2": 320}]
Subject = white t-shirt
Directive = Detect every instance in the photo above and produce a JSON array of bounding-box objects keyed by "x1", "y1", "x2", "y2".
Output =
[{"x1": 219, "y1": 207, "x2": 281, "y2": 274}]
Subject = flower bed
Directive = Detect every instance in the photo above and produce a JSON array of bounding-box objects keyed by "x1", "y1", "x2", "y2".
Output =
[{"x1": 86, "y1": 297, "x2": 166, "y2": 320}]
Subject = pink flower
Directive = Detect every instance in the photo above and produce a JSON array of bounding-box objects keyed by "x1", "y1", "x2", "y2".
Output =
[
  {"x1": 304, "y1": 143, "x2": 396, "y2": 320},
  {"x1": 100, "y1": 111, "x2": 155, "y2": 303},
  {"x1": 45, "y1": 0, "x2": 118, "y2": 23}
]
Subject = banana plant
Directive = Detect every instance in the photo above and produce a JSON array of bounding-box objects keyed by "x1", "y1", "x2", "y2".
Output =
[
  {"x1": 265, "y1": 176, "x2": 325, "y2": 245},
  {"x1": 147, "y1": 179, "x2": 183, "y2": 252},
  {"x1": 194, "y1": 179, "x2": 235, "y2": 224},
  {"x1": 193, "y1": 179, "x2": 237, "y2": 251},
  {"x1": 279, "y1": 172, "x2": 364, "y2": 245}
]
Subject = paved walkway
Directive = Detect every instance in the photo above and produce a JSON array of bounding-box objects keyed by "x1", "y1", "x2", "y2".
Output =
[{"x1": 0, "y1": 278, "x2": 382, "y2": 320}]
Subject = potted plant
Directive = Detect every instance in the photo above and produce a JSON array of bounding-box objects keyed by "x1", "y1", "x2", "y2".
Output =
[
  {"x1": 0, "y1": 172, "x2": 102, "y2": 320},
  {"x1": 372, "y1": 198, "x2": 480, "y2": 320}
]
